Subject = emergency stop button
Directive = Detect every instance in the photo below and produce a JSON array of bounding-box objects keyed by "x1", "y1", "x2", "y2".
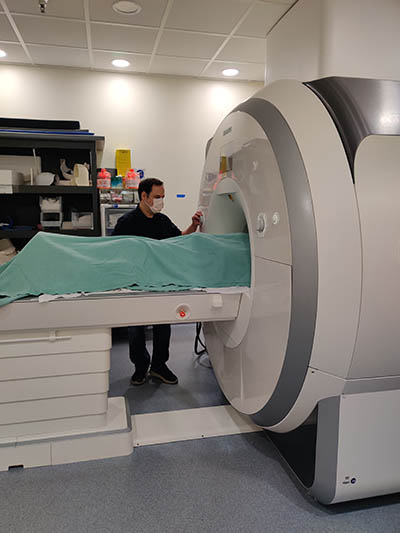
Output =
[{"x1": 176, "y1": 304, "x2": 191, "y2": 320}]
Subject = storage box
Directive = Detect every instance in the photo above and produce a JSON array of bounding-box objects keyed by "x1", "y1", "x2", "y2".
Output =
[
  {"x1": 40, "y1": 211, "x2": 63, "y2": 227},
  {"x1": 0, "y1": 155, "x2": 41, "y2": 182},
  {"x1": 72, "y1": 212, "x2": 93, "y2": 229},
  {"x1": 0, "y1": 169, "x2": 24, "y2": 186}
]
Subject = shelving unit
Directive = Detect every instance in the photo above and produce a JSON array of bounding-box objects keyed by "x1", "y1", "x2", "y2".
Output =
[
  {"x1": 10, "y1": 185, "x2": 94, "y2": 194},
  {"x1": 0, "y1": 131, "x2": 104, "y2": 248}
]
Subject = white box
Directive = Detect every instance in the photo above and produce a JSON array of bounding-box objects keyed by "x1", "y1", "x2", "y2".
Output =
[
  {"x1": 0, "y1": 155, "x2": 41, "y2": 182},
  {"x1": 0, "y1": 169, "x2": 24, "y2": 186},
  {"x1": 72, "y1": 212, "x2": 93, "y2": 229}
]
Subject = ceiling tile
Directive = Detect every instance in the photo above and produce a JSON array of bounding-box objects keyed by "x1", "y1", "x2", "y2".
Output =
[
  {"x1": 151, "y1": 56, "x2": 208, "y2": 76},
  {"x1": 91, "y1": 23, "x2": 157, "y2": 53},
  {"x1": 0, "y1": 14, "x2": 18, "y2": 42},
  {"x1": 29, "y1": 45, "x2": 90, "y2": 68},
  {"x1": 7, "y1": 0, "x2": 84, "y2": 19},
  {"x1": 13, "y1": 15, "x2": 87, "y2": 47},
  {"x1": 235, "y1": 2, "x2": 289, "y2": 37},
  {"x1": 89, "y1": 0, "x2": 168, "y2": 27},
  {"x1": 165, "y1": 0, "x2": 253, "y2": 34},
  {"x1": 93, "y1": 50, "x2": 150, "y2": 73},
  {"x1": 217, "y1": 36, "x2": 265, "y2": 63},
  {"x1": 204, "y1": 61, "x2": 265, "y2": 81},
  {"x1": 157, "y1": 30, "x2": 225, "y2": 60},
  {"x1": 0, "y1": 42, "x2": 30, "y2": 63}
]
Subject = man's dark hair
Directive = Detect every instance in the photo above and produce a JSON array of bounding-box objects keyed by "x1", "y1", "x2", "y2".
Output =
[{"x1": 138, "y1": 177, "x2": 164, "y2": 200}]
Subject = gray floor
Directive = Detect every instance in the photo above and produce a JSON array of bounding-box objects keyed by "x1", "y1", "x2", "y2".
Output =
[
  {"x1": 1, "y1": 324, "x2": 400, "y2": 533},
  {"x1": 109, "y1": 324, "x2": 228, "y2": 415}
]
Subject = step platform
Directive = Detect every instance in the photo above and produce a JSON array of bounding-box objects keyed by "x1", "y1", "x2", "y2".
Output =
[{"x1": 0, "y1": 397, "x2": 132, "y2": 471}]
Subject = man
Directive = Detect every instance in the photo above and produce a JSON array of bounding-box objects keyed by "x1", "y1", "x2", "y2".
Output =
[{"x1": 112, "y1": 177, "x2": 202, "y2": 386}]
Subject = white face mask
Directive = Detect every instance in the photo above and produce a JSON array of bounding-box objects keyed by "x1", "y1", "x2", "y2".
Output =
[{"x1": 147, "y1": 197, "x2": 164, "y2": 214}]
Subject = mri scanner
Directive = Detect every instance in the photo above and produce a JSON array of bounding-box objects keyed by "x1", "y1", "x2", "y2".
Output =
[{"x1": 1, "y1": 76, "x2": 400, "y2": 504}]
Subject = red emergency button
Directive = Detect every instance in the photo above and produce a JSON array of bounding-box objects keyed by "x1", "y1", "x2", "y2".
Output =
[{"x1": 176, "y1": 304, "x2": 190, "y2": 320}]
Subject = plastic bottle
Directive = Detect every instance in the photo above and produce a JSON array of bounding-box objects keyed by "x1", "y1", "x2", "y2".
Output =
[
  {"x1": 97, "y1": 168, "x2": 111, "y2": 189},
  {"x1": 125, "y1": 168, "x2": 140, "y2": 190}
]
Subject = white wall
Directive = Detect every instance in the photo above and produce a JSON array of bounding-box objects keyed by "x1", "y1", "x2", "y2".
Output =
[
  {"x1": 0, "y1": 65, "x2": 261, "y2": 229},
  {"x1": 267, "y1": 0, "x2": 400, "y2": 84},
  {"x1": 266, "y1": 0, "x2": 322, "y2": 83}
]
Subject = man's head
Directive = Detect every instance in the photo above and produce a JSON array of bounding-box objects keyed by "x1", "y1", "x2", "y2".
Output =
[{"x1": 139, "y1": 178, "x2": 165, "y2": 215}]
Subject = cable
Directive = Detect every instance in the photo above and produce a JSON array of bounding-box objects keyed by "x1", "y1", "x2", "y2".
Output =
[
  {"x1": 193, "y1": 322, "x2": 212, "y2": 368},
  {"x1": 195, "y1": 351, "x2": 212, "y2": 369},
  {"x1": 194, "y1": 322, "x2": 207, "y2": 355}
]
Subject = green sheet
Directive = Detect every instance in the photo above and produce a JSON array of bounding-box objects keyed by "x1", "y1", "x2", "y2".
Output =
[{"x1": 0, "y1": 232, "x2": 250, "y2": 307}]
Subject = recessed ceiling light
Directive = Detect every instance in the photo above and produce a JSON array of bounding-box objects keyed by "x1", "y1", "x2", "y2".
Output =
[
  {"x1": 222, "y1": 68, "x2": 239, "y2": 77},
  {"x1": 0, "y1": 50, "x2": 7, "y2": 58},
  {"x1": 112, "y1": 59, "x2": 130, "y2": 68},
  {"x1": 112, "y1": 1, "x2": 142, "y2": 15}
]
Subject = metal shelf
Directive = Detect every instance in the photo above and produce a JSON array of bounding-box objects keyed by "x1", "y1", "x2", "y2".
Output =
[
  {"x1": 6, "y1": 185, "x2": 94, "y2": 195},
  {"x1": 0, "y1": 131, "x2": 104, "y2": 150},
  {"x1": 0, "y1": 131, "x2": 102, "y2": 247}
]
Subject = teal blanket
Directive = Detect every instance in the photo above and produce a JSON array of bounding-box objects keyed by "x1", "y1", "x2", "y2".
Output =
[{"x1": 0, "y1": 232, "x2": 250, "y2": 307}]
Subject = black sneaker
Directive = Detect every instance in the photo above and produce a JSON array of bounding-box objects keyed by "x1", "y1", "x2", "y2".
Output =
[
  {"x1": 149, "y1": 364, "x2": 178, "y2": 385},
  {"x1": 130, "y1": 369, "x2": 148, "y2": 386}
]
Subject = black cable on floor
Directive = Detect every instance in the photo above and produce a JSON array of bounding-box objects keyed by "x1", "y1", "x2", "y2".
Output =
[
  {"x1": 194, "y1": 322, "x2": 207, "y2": 355},
  {"x1": 194, "y1": 322, "x2": 212, "y2": 368}
]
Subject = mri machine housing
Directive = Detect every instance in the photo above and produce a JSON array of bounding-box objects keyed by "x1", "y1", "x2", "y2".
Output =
[{"x1": 199, "y1": 77, "x2": 400, "y2": 504}]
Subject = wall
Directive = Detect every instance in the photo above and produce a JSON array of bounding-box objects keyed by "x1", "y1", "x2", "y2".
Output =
[
  {"x1": 266, "y1": 0, "x2": 400, "y2": 84},
  {"x1": 266, "y1": 0, "x2": 322, "y2": 83},
  {"x1": 0, "y1": 65, "x2": 261, "y2": 229}
]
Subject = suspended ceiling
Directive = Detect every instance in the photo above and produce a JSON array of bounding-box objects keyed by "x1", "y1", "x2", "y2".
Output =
[{"x1": 0, "y1": 0, "x2": 295, "y2": 81}]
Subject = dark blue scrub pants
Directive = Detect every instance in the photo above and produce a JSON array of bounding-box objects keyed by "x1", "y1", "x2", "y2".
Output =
[{"x1": 128, "y1": 324, "x2": 171, "y2": 372}]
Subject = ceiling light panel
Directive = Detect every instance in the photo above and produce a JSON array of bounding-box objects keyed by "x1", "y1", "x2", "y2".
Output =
[
  {"x1": 222, "y1": 68, "x2": 239, "y2": 76},
  {"x1": 217, "y1": 36, "x2": 266, "y2": 63},
  {"x1": 8, "y1": 0, "x2": 84, "y2": 19},
  {"x1": 89, "y1": 0, "x2": 168, "y2": 27},
  {"x1": 205, "y1": 61, "x2": 264, "y2": 81},
  {"x1": 157, "y1": 30, "x2": 225, "y2": 60},
  {"x1": 150, "y1": 56, "x2": 208, "y2": 77},
  {"x1": 93, "y1": 51, "x2": 150, "y2": 72},
  {"x1": 91, "y1": 23, "x2": 157, "y2": 54},
  {"x1": 13, "y1": 16, "x2": 87, "y2": 47},
  {"x1": 235, "y1": 2, "x2": 289, "y2": 38},
  {"x1": 112, "y1": 58, "x2": 130, "y2": 67},
  {"x1": 28, "y1": 46, "x2": 91, "y2": 68},
  {"x1": 165, "y1": 0, "x2": 253, "y2": 34},
  {"x1": 0, "y1": 14, "x2": 18, "y2": 41}
]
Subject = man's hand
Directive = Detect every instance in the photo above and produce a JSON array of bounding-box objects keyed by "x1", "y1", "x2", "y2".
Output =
[
  {"x1": 191, "y1": 210, "x2": 203, "y2": 228},
  {"x1": 182, "y1": 210, "x2": 203, "y2": 235}
]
